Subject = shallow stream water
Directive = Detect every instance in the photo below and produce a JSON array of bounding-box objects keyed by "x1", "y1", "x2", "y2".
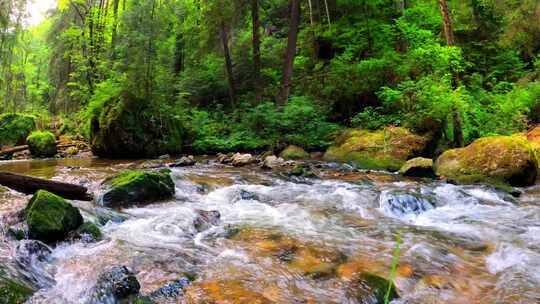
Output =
[{"x1": 0, "y1": 158, "x2": 539, "y2": 303}]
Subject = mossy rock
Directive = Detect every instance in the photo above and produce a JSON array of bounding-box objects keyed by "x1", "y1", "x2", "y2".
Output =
[
  {"x1": 0, "y1": 274, "x2": 33, "y2": 304},
  {"x1": 0, "y1": 113, "x2": 36, "y2": 148},
  {"x1": 98, "y1": 170, "x2": 175, "y2": 207},
  {"x1": 25, "y1": 190, "x2": 83, "y2": 243},
  {"x1": 350, "y1": 272, "x2": 399, "y2": 304},
  {"x1": 435, "y1": 135, "x2": 538, "y2": 187},
  {"x1": 76, "y1": 222, "x2": 102, "y2": 240},
  {"x1": 26, "y1": 131, "x2": 57, "y2": 158},
  {"x1": 324, "y1": 127, "x2": 429, "y2": 171},
  {"x1": 280, "y1": 145, "x2": 309, "y2": 160},
  {"x1": 399, "y1": 157, "x2": 435, "y2": 178},
  {"x1": 89, "y1": 91, "x2": 184, "y2": 158}
]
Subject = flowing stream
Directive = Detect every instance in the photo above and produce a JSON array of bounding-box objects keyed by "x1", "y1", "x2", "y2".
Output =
[{"x1": 0, "y1": 158, "x2": 539, "y2": 303}]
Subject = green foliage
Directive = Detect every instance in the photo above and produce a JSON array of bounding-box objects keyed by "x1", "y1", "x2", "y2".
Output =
[
  {"x1": 26, "y1": 131, "x2": 57, "y2": 158},
  {"x1": 0, "y1": 273, "x2": 33, "y2": 304},
  {"x1": 0, "y1": 113, "x2": 36, "y2": 147}
]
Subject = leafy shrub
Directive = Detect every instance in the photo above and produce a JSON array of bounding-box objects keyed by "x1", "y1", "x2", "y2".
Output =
[{"x1": 0, "y1": 113, "x2": 36, "y2": 147}]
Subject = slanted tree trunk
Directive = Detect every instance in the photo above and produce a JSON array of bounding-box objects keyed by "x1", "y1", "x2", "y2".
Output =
[
  {"x1": 278, "y1": 0, "x2": 300, "y2": 104},
  {"x1": 252, "y1": 0, "x2": 262, "y2": 102},
  {"x1": 220, "y1": 21, "x2": 236, "y2": 106},
  {"x1": 438, "y1": 0, "x2": 455, "y2": 46},
  {"x1": 0, "y1": 172, "x2": 93, "y2": 201},
  {"x1": 438, "y1": 0, "x2": 464, "y2": 147}
]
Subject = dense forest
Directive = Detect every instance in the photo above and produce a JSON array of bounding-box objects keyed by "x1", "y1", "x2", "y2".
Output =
[{"x1": 0, "y1": 0, "x2": 539, "y2": 157}]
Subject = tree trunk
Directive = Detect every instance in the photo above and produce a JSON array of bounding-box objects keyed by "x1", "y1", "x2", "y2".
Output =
[
  {"x1": 278, "y1": 0, "x2": 300, "y2": 104},
  {"x1": 0, "y1": 172, "x2": 93, "y2": 201},
  {"x1": 252, "y1": 0, "x2": 262, "y2": 102},
  {"x1": 110, "y1": 0, "x2": 120, "y2": 59},
  {"x1": 220, "y1": 21, "x2": 236, "y2": 106},
  {"x1": 438, "y1": 0, "x2": 455, "y2": 46}
]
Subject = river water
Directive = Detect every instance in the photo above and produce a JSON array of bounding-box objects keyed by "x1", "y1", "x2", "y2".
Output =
[{"x1": 0, "y1": 158, "x2": 539, "y2": 303}]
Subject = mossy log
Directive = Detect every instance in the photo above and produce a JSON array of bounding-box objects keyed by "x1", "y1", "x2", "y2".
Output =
[{"x1": 0, "y1": 172, "x2": 93, "y2": 201}]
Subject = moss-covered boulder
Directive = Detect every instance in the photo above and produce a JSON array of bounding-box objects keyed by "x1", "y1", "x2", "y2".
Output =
[
  {"x1": 280, "y1": 145, "x2": 309, "y2": 160},
  {"x1": 0, "y1": 273, "x2": 33, "y2": 304},
  {"x1": 25, "y1": 190, "x2": 83, "y2": 243},
  {"x1": 399, "y1": 157, "x2": 435, "y2": 178},
  {"x1": 98, "y1": 170, "x2": 175, "y2": 207},
  {"x1": 0, "y1": 113, "x2": 36, "y2": 148},
  {"x1": 435, "y1": 135, "x2": 538, "y2": 187},
  {"x1": 27, "y1": 131, "x2": 57, "y2": 158},
  {"x1": 89, "y1": 91, "x2": 184, "y2": 158},
  {"x1": 324, "y1": 127, "x2": 429, "y2": 171}
]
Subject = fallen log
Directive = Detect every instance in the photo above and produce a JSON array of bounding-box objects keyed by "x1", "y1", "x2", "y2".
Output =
[
  {"x1": 0, "y1": 145, "x2": 29, "y2": 155},
  {"x1": 0, "y1": 172, "x2": 93, "y2": 201}
]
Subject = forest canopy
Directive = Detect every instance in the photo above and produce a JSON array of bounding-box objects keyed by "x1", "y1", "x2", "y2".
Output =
[{"x1": 1, "y1": 0, "x2": 539, "y2": 156}]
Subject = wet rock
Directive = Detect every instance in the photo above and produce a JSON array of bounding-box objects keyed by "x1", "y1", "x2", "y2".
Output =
[
  {"x1": 399, "y1": 157, "x2": 435, "y2": 178},
  {"x1": 136, "y1": 160, "x2": 166, "y2": 170},
  {"x1": 435, "y1": 135, "x2": 538, "y2": 187},
  {"x1": 287, "y1": 164, "x2": 316, "y2": 178},
  {"x1": 25, "y1": 190, "x2": 84, "y2": 243},
  {"x1": 148, "y1": 277, "x2": 191, "y2": 300},
  {"x1": 280, "y1": 145, "x2": 309, "y2": 160},
  {"x1": 14, "y1": 240, "x2": 55, "y2": 288},
  {"x1": 7, "y1": 227, "x2": 26, "y2": 241},
  {"x1": 379, "y1": 191, "x2": 434, "y2": 217},
  {"x1": 15, "y1": 240, "x2": 52, "y2": 265},
  {"x1": 27, "y1": 131, "x2": 57, "y2": 158},
  {"x1": 239, "y1": 189, "x2": 259, "y2": 201},
  {"x1": 92, "y1": 266, "x2": 141, "y2": 302},
  {"x1": 98, "y1": 169, "x2": 175, "y2": 208},
  {"x1": 65, "y1": 146, "x2": 79, "y2": 157},
  {"x1": 170, "y1": 156, "x2": 196, "y2": 167},
  {"x1": 216, "y1": 153, "x2": 233, "y2": 164},
  {"x1": 348, "y1": 272, "x2": 399, "y2": 304},
  {"x1": 261, "y1": 155, "x2": 285, "y2": 169},
  {"x1": 231, "y1": 153, "x2": 255, "y2": 167},
  {"x1": 95, "y1": 207, "x2": 129, "y2": 225},
  {"x1": 324, "y1": 127, "x2": 429, "y2": 171},
  {"x1": 193, "y1": 210, "x2": 221, "y2": 232}
]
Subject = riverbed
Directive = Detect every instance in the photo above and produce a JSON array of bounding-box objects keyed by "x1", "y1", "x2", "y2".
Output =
[{"x1": 1, "y1": 158, "x2": 539, "y2": 303}]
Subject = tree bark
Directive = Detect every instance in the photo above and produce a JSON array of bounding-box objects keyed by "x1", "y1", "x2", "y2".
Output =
[
  {"x1": 252, "y1": 0, "x2": 262, "y2": 102},
  {"x1": 438, "y1": 0, "x2": 455, "y2": 46},
  {"x1": 0, "y1": 172, "x2": 93, "y2": 201},
  {"x1": 220, "y1": 21, "x2": 236, "y2": 106},
  {"x1": 110, "y1": 0, "x2": 120, "y2": 59},
  {"x1": 278, "y1": 0, "x2": 300, "y2": 104}
]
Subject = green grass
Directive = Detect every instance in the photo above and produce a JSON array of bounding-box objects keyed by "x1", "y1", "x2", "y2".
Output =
[{"x1": 385, "y1": 232, "x2": 402, "y2": 304}]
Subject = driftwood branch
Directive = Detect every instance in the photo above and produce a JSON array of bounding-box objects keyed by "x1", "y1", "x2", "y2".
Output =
[{"x1": 0, "y1": 172, "x2": 93, "y2": 201}]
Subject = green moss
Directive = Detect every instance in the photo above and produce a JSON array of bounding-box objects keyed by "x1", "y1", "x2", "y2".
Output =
[
  {"x1": 0, "y1": 113, "x2": 36, "y2": 148},
  {"x1": 0, "y1": 276, "x2": 33, "y2": 304},
  {"x1": 77, "y1": 222, "x2": 102, "y2": 240},
  {"x1": 356, "y1": 272, "x2": 399, "y2": 304},
  {"x1": 26, "y1": 131, "x2": 57, "y2": 158},
  {"x1": 280, "y1": 145, "x2": 310, "y2": 160},
  {"x1": 25, "y1": 190, "x2": 83, "y2": 243},
  {"x1": 100, "y1": 170, "x2": 175, "y2": 207},
  {"x1": 435, "y1": 135, "x2": 538, "y2": 187},
  {"x1": 324, "y1": 127, "x2": 429, "y2": 172}
]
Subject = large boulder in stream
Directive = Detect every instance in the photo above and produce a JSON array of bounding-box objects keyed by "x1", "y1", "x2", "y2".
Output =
[
  {"x1": 26, "y1": 131, "x2": 57, "y2": 158},
  {"x1": 89, "y1": 91, "x2": 184, "y2": 158},
  {"x1": 0, "y1": 113, "x2": 36, "y2": 148},
  {"x1": 435, "y1": 135, "x2": 538, "y2": 187},
  {"x1": 25, "y1": 190, "x2": 83, "y2": 243},
  {"x1": 98, "y1": 170, "x2": 175, "y2": 207},
  {"x1": 324, "y1": 127, "x2": 429, "y2": 171}
]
